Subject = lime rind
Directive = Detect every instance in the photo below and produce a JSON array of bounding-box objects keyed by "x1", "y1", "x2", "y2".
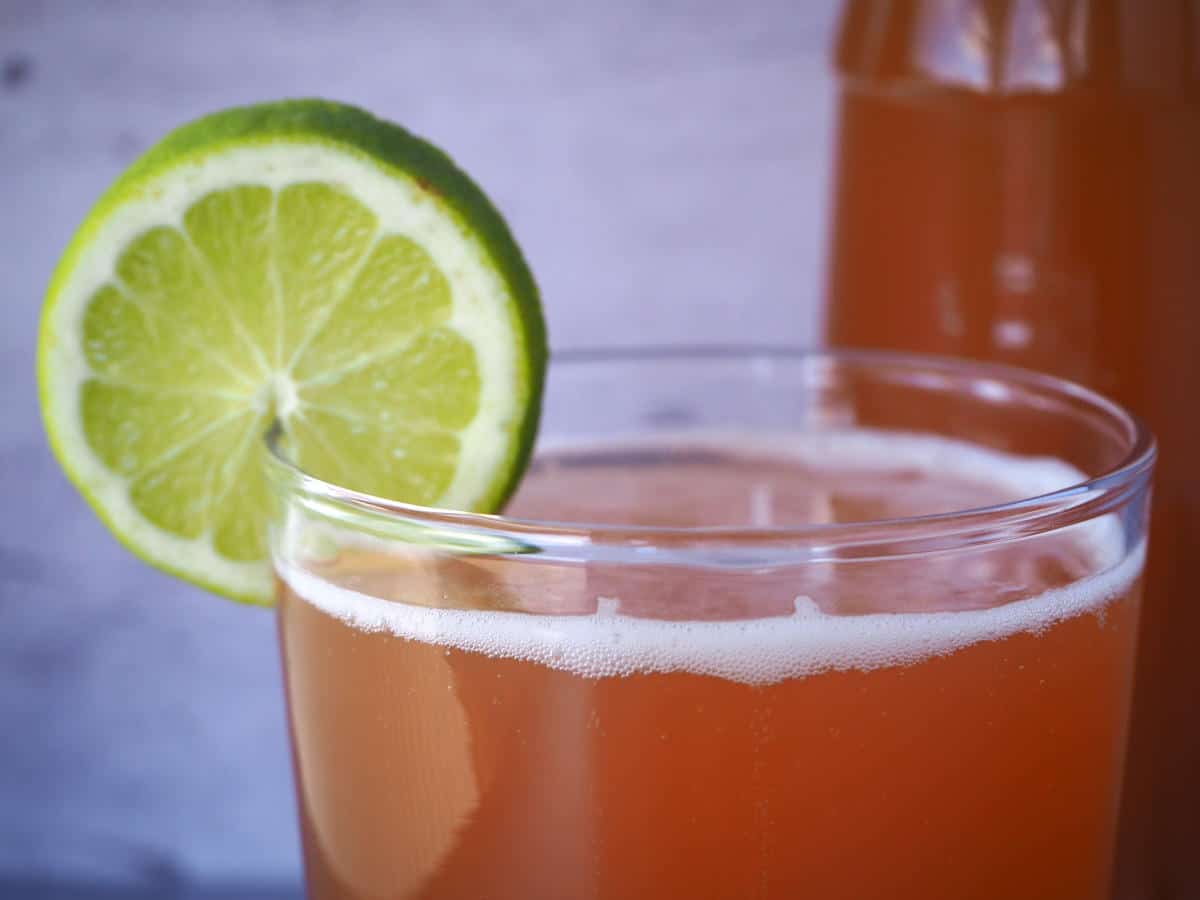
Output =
[{"x1": 39, "y1": 100, "x2": 547, "y2": 604}]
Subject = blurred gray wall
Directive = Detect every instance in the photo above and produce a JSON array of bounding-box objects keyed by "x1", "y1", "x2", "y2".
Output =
[{"x1": 0, "y1": 0, "x2": 839, "y2": 888}]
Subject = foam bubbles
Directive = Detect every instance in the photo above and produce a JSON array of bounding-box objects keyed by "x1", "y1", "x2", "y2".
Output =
[{"x1": 281, "y1": 432, "x2": 1145, "y2": 686}]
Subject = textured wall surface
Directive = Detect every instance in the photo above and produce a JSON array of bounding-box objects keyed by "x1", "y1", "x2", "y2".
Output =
[{"x1": 0, "y1": 0, "x2": 839, "y2": 889}]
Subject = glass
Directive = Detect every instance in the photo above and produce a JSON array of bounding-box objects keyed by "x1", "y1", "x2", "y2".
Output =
[
  {"x1": 825, "y1": 3, "x2": 1199, "y2": 894},
  {"x1": 266, "y1": 348, "x2": 1154, "y2": 900}
]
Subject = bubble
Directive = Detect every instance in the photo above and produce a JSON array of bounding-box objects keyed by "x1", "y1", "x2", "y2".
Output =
[{"x1": 283, "y1": 431, "x2": 1143, "y2": 685}]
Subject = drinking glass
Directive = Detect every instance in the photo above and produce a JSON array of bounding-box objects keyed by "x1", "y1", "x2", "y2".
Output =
[{"x1": 266, "y1": 348, "x2": 1153, "y2": 900}]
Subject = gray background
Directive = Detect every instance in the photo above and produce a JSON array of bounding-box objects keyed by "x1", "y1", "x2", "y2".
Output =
[{"x1": 0, "y1": 0, "x2": 839, "y2": 890}]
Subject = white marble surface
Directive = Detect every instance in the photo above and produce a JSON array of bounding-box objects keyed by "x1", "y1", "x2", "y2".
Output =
[{"x1": 0, "y1": 0, "x2": 840, "y2": 884}]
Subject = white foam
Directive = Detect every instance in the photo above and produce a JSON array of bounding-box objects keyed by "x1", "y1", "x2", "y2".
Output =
[{"x1": 280, "y1": 432, "x2": 1146, "y2": 685}]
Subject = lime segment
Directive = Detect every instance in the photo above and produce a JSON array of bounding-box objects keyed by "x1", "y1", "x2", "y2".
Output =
[{"x1": 39, "y1": 100, "x2": 546, "y2": 604}]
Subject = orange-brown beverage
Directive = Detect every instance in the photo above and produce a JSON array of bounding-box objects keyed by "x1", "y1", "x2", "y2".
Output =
[
  {"x1": 824, "y1": 4, "x2": 1198, "y2": 894},
  {"x1": 269, "y1": 351, "x2": 1154, "y2": 900}
]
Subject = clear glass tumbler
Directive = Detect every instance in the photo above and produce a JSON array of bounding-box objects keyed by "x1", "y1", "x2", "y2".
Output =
[{"x1": 266, "y1": 348, "x2": 1154, "y2": 900}]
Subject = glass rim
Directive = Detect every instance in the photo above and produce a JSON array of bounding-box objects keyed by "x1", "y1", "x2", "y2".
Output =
[{"x1": 262, "y1": 345, "x2": 1156, "y2": 557}]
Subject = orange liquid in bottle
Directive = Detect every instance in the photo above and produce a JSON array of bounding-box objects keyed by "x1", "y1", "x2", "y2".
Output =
[{"x1": 824, "y1": 3, "x2": 1200, "y2": 896}]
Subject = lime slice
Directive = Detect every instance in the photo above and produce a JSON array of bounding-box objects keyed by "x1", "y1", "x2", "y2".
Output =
[{"x1": 38, "y1": 100, "x2": 546, "y2": 605}]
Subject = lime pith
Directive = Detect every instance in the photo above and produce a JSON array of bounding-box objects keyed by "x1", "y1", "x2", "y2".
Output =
[{"x1": 39, "y1": 100, "x2": 546, "y2": 604}]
